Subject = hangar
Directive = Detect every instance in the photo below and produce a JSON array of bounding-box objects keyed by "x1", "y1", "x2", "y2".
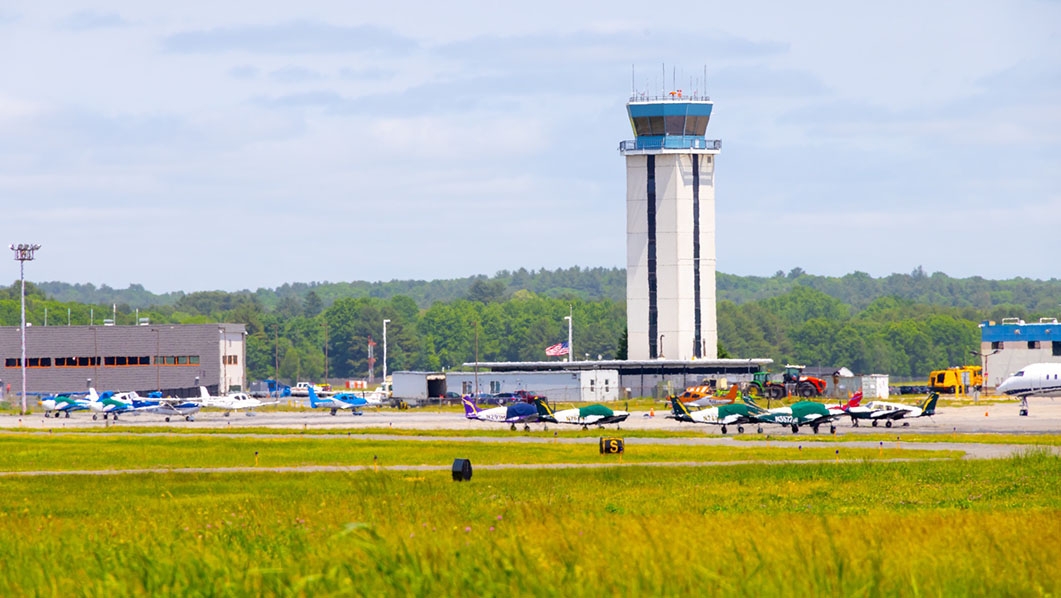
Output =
[
  {"x1": 461, "y1": 358, "x2": 771, "y2": 399},
  {"x1": 0, "y1": 323, "x2": 246, "y2": 401},
  {"x1": 981, "y1": 318, "x2": 1061, "y2": 388}
]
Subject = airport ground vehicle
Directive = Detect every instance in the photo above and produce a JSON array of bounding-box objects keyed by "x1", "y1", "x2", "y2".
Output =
[
  {"x1": 927, "y1": 366, "x2": 982, "y2": 394},
  {"x1": 746, "y1": 365, "x2": 827, "y2": 400}
]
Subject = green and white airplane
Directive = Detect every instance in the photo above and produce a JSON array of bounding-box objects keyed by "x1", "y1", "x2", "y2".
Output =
[
  {"x1": 746, "y1": 396, "x2": 843, "y2": 434},
  {"x1": 668, "y1": 395, "x2": 759, "y2": 434},
  {"x1": 533, "y1": 398, "x2": 629, "y2": 429}
]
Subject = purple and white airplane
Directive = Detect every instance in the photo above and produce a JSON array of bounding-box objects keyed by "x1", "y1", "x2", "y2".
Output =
[{"x1": 462, "y1": 397, "x2": 539, "y2": 431}]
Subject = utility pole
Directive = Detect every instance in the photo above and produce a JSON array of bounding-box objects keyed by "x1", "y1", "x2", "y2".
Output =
[{"x1": 10, "y1": 243, "x2": 40, "y2": 415}]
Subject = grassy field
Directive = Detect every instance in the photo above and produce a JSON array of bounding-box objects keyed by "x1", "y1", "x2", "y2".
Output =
[
  {"x1": 0, "y1": 434, "x2": 956, "y2": 472},
  {"x1": 0, "y1": 450, "x2": 1056, "y2": 595}
]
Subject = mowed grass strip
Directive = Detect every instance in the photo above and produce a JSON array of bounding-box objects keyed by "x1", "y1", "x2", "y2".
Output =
[
  {"x1": 5, "y1": 424, "x2": 714, "y2": 439},
  {"x1": 731, "y1": 432, "x2": 1061, "y2": 446},
  {"x1": 0, "y1": 452, "x2": 1056, "y2": 596},
  {"x1": 13, "y1": 424, "x2": 1061, "y2": 445},
  {"x1": 0, "y1": 435, "x2": 958, "y2": 472}
]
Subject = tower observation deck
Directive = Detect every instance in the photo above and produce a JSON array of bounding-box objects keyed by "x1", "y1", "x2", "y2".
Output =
[{"x1": 619, "y1": 93, "x2": 721, "y2": 361}]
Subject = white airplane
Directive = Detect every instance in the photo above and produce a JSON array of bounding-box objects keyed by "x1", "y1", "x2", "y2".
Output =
[
  {"x1": 997, "y1": 363, "x2": 1061, "y2": 415},
  {"x1": 997, "y1": 363, "x2": 1061, "y2": 398},
  {"x1": 199, "y1": 386, "x2": 277, "y2": 416},
  {"x1": 846, "y1": 393, "x2": 940, "y2": 428}
]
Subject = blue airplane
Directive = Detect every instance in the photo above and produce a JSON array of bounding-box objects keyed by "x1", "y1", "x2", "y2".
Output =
[{"x1": 308, "y1": 385, "x2": 378, "y2": 416}]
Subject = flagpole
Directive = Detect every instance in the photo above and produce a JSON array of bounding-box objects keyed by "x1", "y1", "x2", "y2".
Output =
[{"x1": 564, "y1": 306, "x2": 572, "y2": 363}]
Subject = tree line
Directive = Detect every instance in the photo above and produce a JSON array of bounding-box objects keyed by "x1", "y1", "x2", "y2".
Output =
[{"x1": 6, "y1": 267, "x2": 1059, "y2": 382}]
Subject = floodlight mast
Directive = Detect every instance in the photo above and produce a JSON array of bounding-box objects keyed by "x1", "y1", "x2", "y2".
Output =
[{"x1": 10, "y1": 243, "x2": 41, "y2": 415}]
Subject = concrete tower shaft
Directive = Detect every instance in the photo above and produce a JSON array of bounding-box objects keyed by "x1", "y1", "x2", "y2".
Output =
[{"x1": 620, "y1": 97, "x2": 721, "y2": 361}]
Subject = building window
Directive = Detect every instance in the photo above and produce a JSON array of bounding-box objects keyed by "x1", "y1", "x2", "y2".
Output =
[
  {"x1": 489, "y1": 381, "x2": 501, "y2": 393},
  {"x1": 991, "y1": 342, "x2": 1003, "y2": 350},
  {"x1": 1028, "y1": 341, "x2": 1040, "y2": 349},
  {"x1": 1053, "y1": 342, "x2": 1061, "y2": 356},
  {"x1": 5, "y1": 358, "x2": 17, "y2": 367}
]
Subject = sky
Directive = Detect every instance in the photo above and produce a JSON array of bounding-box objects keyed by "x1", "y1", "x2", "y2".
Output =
[{"x1": 1, "y1": 1, "x2": 1058, "y2": 293}]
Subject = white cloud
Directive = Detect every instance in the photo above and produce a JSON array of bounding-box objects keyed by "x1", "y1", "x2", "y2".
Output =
[{"x1": 0, "y1": 1, "x2": 1057, "y2": 291}]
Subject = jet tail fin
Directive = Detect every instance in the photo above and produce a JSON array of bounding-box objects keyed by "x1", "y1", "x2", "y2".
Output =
[
  {"x1": 307, "y1": 385, "x2": 321, "y2": 407},
  {"x1": 199, "y1": 386, "x2": 210, "y2": 399},
  {"x1": 922, "y1": 392, "x2": 940, "y2": 416},
  {"x1": 462, "y1": 397, "x2": 479, "y2": 418},
  {"x1": 720, "y1": 385, "x2": 738, "y2": 403},
  {"x1": 534, "y1": 397, "x2": 555, "y2": 419},
  {"x1": 670, "y1": 395, "x2": 693, "y2": 419},
  {"x1": 739, "y1": 393, "x2": 767, "y2": 414}
]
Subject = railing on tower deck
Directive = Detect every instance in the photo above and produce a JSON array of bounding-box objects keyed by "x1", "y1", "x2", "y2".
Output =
[
  {"x1": 629, "y1": 93, "x2": 712, "y2": 102},
  {"x1": 619, "y1": 138, "x2": 722, "y2": 152}
]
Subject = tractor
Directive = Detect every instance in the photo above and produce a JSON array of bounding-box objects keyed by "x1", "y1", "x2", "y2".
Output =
[{"x1": 746, "y1": 365, "x2": 827, "y2": 400}]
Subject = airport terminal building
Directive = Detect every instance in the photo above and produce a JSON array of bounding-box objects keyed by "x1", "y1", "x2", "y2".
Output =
[
  {"x1": 0, "y1": 323, "x2": 246, "y2": 400},
  {"x1": 982, "y1": 318, "x2": 1061, "y2": 388}
]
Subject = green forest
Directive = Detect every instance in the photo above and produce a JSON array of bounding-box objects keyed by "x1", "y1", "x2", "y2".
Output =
[{"x1": 6, "y1": 267, "x2": 1061, "y2": 383}]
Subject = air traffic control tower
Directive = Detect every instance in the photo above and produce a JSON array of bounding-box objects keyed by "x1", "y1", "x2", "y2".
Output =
[{"x1": 620, "y1": 92, "x2": 721, "y2": 361}]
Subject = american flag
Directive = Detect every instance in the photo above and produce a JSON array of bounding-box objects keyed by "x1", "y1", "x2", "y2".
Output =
[{"x1": 545, "y1": 341, "x2": 570, "y2": 357}]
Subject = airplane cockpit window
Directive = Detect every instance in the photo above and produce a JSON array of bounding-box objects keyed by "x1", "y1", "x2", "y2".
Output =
[{"x1": 1014, "y1": 371, "x2": 1024, "y2": 377}]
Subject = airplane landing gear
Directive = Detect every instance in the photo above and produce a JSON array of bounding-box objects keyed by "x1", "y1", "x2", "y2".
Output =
[
  {"x1": 791, "y1": 423, "x2": 799, "y2": 434},
  {"x1": 757, "y1": 426, "x2": 764, "y2": 434},
  {"x1": 524, "y1": 424, "x2": 530, "y2": 432},
  {"x1": 330, "y1": 409, "x2": 337, "y2": 416},
  {"x1": 92, "y1": 414, "x2": 98, "y2": 421},
  {"x1": 224, "y1": 412, "x2": 231, "y2": 417},
  {"x1": 165, "y1": 417, "x2": 171, "y2": 423},
  {"x1": 830, "y1": 425, "x2": 836, "y2": 434},
  {"x1": 871, "y1": 420, "x2": 879, "y2": 428},
  {"x1": 737, "y1": 425, "x2": 745, "y2": 434},
  {"x1": 510, "y1": 423, "x2": 517, "y2": 431},
  {"x1": 885, "y1": 420, "x2": 893, "y2": 428},
  {"x1": 812, "y1": 425, "x2": 820, "y2": 434},
  {"x1": 65, "y1": 412, "x2": 70, "y2": 418},
  {"x1": 852, "y1": 419, "x2": 859, "y2": 427},
  {"x1": 721, "y1": 425, "x2": 728, "y2": 435},
  {"x1": 186, "y1": 416, "x2": 194, "y2": 422},
  {"x1": 902, "y1": 422, "x2": 909, "y2": 427}
]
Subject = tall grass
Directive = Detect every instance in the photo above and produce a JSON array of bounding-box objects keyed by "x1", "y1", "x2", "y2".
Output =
[{"x1": 0, "y1": 453, "x2": 1056, "y2": 595}]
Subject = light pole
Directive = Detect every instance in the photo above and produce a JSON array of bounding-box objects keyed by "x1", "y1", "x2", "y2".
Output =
[
  {"x1": 153, "y1": 328, "x2": 161, "y2": 391},
  {"x1": 10, "y1": 243, "x2": 40, "y2": 415},
  {"x1": 382, "y1": 319, "x2": 391, "y2": 385},
  {"x1": 970, "y1": 349, "x2": 999, "y2": 402}
]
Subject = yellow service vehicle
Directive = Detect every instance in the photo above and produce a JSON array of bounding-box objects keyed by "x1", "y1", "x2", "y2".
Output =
[{"x1": 927, "y1": 365, "x2": 983, "y2": 394}]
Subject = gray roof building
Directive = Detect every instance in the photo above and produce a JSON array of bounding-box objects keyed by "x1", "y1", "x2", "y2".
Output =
[{"x1": 0, "y1": 323, "x2": 245, "y2": 400}]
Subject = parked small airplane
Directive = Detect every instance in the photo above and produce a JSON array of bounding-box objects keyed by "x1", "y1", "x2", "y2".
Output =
[
  {"x1": 88, "y1": 390, "x2": 148, "y2": 420},
  {"x1": 668, "y1": 394, "x2": 758, "y2": 434},
  {"x1": 462, "y1": 397, "x2": 539, "y2": 430},
  {"x1": 199, "y1": 386, "x2": 276, "y2": 416},
  {"x1": 308, "y1": 385, "x2": 378, "y2": 415},
  {"x1": 846, "y1": 393, "x2": 940, "y2": 428},
  {"x1": 41, "y1": 392, "x2": 92, "y2": 418},
  {"x1": 139, "y1": 392, "x2": 201, "y2": 422},
  {"x1": 684, "y1": 384, "x2": 740, "y2": 408},
  {"x1": 533, "y1": 398, "x2": 629, "y2": 429},
  {"x1": 745, "y1": 396, "x2": 843, "y2": 434}
]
